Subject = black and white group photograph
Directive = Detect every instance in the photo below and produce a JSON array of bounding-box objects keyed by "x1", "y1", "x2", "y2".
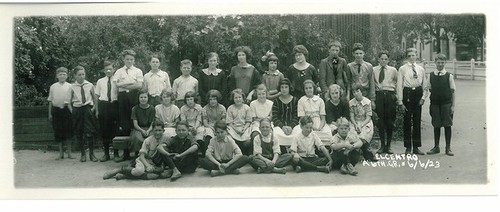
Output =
[{"x1": 0, "y1": 0, "x2": 497, "y2": 205}]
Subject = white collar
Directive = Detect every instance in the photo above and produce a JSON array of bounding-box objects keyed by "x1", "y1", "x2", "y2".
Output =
[
  {"x1": 202, "y1": 68, "x2": 222, "y2": 76},
  {"x1": 75, "y1": 80, "x2": 90, "y2": 86},
  {"x1": 148, "y1": 69, "x2": 163, "y2": 75},
  {"x1": 264, "y1": 70, "x2": 282, "y2": 76},
  {"x1": 434, "y1": 69, "x2": 447, "y2": 75},
  {"x1": 351, "y1": 97, "x2": 370, "y2": 106}
]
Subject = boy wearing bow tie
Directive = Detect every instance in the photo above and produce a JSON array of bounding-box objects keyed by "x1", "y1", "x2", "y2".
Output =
[{"x1": 319, "y1": 40, "x2": 349, "y2": 100}]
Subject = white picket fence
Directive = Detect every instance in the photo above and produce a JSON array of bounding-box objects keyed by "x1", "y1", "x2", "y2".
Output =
[{"x1": 420, "y1": 59, "x2": 486, "y2": 80}]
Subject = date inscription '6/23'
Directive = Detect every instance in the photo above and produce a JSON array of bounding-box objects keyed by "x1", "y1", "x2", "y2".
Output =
[{"x1": 362, "y1": 154, "x2": 440, "y2": 170}]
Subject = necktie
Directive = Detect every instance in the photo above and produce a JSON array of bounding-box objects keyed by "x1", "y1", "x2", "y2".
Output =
[
  {"x1": 80, "y1": 84, "x2": 86, "y2": 105},
  {"x1": 379, "y1": 66, "x2": 385, "y2": 83},
  {"x1": 357, "y1": 63, "x2": 361, "y2": 75},
  {"x1": 107, "y1": 77, "x2": 111, "y2": 101},
  {"x1": 412, "y1": 64, "x2": 417, "y2": 78}
]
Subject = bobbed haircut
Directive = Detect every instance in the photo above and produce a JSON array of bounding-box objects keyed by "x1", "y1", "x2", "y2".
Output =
[
  {"x1": 160, "y1": 89, "x2": 175, "y2": 101},
  {"x1": 328, "y1": 84, "x2": 344, "y2": 98},
  {"x1": 229, "y1": 88, "x2": 245, "y2": 104},
  {"x1": 206, "y1": 89, "x2": 222, "y2": 103},
  {"x1": 184, "y1": 91, "x2": 197, "y2": 103},
  {"x1": 278, "y1": 78, "x2": 294, "y2": 93}
]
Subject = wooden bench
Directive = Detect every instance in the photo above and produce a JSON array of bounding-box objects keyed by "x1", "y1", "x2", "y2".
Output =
[{"x1": 112, "y1": 136, "x2": 130, "y2": 150}]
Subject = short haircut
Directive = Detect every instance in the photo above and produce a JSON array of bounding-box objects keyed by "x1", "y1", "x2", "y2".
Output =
[
  {"x1": 207, "y1": 89, "x2": 222, "y2": 103},
  {"x1": 73, "y1": 65, "x2": 85, "y2": 75},
  {"x1": 303, "y1": 79, "x2": 316, "y2": 90},
  {"x1": 152, "y1": 119, "x2": 165, "y2": 129},
  {"x1": 234, "y1": 46, "x2": 252, "y2": 59},
  {"x1": 56, "y1": 67, "x2": 68, "y2": 74},
  {"x1": 160, "y1": 89, "x2": 175, "y2": 101},
  {"x1": 121, "y1": 49, "x2": 136, "y2": 57},
  {"x1": 328, "y1": 41, "x2": 342, "y2": 49},
  {"x1": 149, "y1": 54, "x2": 160, "y2": 61},
  {"x1": 207, "y1": 52, "x2": 220, "y2": 63},
  {"x1": 184, "y1": 91, "x2": 196, "y2": 103},
  {"x1": 406, "y1": 48, "x2": 417, "y2": 57},
  {"x1": 176, "y1": 120, "x2": 190, "y2": 129},
  {"x1": 138, "y1": 90, "x2": 149, "y2": 99},
  {"x1": 336, "y1": 117, "x2": 350, "y2": 128},
  {"x1": 278, "y1": 78, "x2": 293, "y2": 93},
  {"x1": 352, "y1": 43, "x2": 364, "y2": 52},
  {"x1": 351, "y1": 83, "x2": 363, "y2": 92},
  {"x1": 230, "y1": 88, "x2": 245, "y2": 103},
  {"x1": 103, "y1": 61, "x2": 114, "y2": 68},
  {"x1": 378, "y1": 50, "x2": 390, "y2": 58},
  {"x1": 214, "y1": 119, "x2": 228, "y2": 131},
  {"x1": 259, "y1": 117, "x2": 272, "y2": 125},
  {"x1": 293, "y1": 45, "x2": 309, "y2": 57},
  {"x1": 435, "y1": 53, "x2": 447, "y2": 61},
  {"x1": 328, "y1": 84, "x2": 344, "y2": 98},
  {"x1": 180, "y1": 59, "x2": 192, "y2": 67},
  {"x1": 299, "y1": 116, "x2": 313, "y2": 126}
]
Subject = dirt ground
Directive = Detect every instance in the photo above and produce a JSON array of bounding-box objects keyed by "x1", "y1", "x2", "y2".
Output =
[{"x1": 12, "y1": 79, "x2": 489, "y2": 194}]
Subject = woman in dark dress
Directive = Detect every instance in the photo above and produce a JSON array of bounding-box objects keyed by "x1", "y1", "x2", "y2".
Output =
[
  {"x1": 284, "y1": 45, "x2": 319, "y2": 98},
  {"x1": 198, "y1": 52, "x2": 227, "y2": 106}
]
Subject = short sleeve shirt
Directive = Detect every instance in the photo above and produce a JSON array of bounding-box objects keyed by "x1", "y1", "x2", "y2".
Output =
[
  {"x1": 131, "y1": 105, "x2": 156, "y2": 128},
  {"x1": 48, "y1": 82, "x2": 71, "y2": 108},
  {"x1": 140, "y1": 135, "x2": 167, "y2": 158}
]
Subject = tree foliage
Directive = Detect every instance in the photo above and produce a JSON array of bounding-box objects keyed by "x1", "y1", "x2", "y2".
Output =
[
  {"x1": 14, "y1": 14, "x2": 485, "y2": 106},
  {"x1": 390, "y1": 14, "x2": 485, "y2": 53}
]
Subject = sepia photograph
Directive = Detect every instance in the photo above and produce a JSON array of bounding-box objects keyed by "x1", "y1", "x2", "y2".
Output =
[{"x1": 0, "y1": 0, "x2": 497, "y2": 202}]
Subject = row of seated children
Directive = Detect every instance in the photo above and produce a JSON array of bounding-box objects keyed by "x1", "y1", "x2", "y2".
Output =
[{"x1": 103, "y1": 115, "x2": 362, "y2": 181}]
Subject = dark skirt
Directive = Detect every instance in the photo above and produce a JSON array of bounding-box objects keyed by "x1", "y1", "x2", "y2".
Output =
[
  {"x1": 72, "y1": 105, "x2": 97, "y2": 137},
  {"x1": 52, "y1": 107, "x2": 73, "y2": 142}
]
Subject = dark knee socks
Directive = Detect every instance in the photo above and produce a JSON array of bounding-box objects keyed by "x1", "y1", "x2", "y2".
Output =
[
  {"x1": 434, "y1": 127, "x2": 441, "y2": 147},
  {"x1": 445, "y1": 127, "x2": 452, "y2": 147}
]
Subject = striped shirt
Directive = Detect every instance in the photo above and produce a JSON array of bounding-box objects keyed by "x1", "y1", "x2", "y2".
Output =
[{"x1": 272, "y1": 96, "x2": 299, "y2": 128}]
